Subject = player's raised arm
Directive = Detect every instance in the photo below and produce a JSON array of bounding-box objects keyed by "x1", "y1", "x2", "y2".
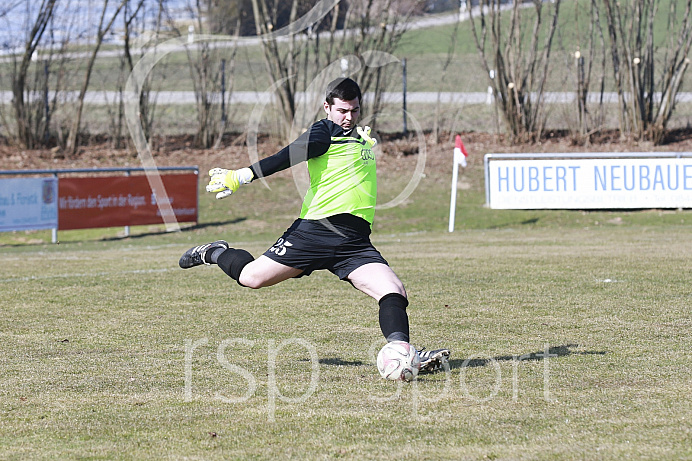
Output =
[{"x1": 205, "y1": 121, "x2": 332, "y2": 200}]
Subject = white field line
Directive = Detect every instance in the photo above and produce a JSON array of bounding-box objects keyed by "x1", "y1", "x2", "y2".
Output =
[
  {"x1": 0, "y1": 242, "x2": 257, "y2": 283},
  {"x1": 0, "y1": 267, "x2": 177, "y2": 283}
]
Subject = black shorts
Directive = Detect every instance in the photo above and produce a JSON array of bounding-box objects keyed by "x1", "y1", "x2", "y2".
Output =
[{"x1": 262, "y1": 215, "x2": 388, "y2": 280}]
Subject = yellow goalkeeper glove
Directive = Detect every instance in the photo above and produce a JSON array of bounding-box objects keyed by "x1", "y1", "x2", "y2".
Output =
[
  {"x1": 206, "y1": 167, "x2": 254, "y2": 199},
  {"x1": 357, "y1": 125, "x2": 377, "y2": 148}
]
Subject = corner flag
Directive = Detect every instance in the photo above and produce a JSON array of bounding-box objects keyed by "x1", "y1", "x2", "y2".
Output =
[{"x1": 454, "y1": 134, "x2": 468, "y2": 168}]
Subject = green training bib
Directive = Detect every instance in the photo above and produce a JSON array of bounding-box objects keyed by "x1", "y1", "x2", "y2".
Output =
[{"x1": 299, "y1": 133, "x2": 377, "y2": 224}]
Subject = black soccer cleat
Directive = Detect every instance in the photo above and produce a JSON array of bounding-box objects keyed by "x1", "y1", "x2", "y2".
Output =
[
  {"x1": 179, "y1": 240, "x2": 229, "y2": 269},
  {"x1": 417, "y1": 347, "x2": 451, "y2": 373}
]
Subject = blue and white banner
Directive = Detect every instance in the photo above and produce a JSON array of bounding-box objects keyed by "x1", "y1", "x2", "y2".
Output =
[
  {"x1": 0, "y1": 178, "x2": 58, "y2": 231},
  {"x1": 486, "y1": 157, "x2": 692, "y2": 209}
]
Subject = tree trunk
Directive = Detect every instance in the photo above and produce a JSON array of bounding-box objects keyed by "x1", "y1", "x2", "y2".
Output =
[{"x1": 11, "y1": 0, "x2": 57, "y2": 148}]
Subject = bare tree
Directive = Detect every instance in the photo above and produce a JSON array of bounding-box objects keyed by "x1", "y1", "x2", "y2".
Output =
[
  {"x1": 1, "y1": 0, "x2": 76, "y2": 149},
  {"x1": 65, "y1": 0, "x2": 127, "y2": 155},
  {"x1": 556, "y1": 0, "x2": 608, "y2": 143},
  {"x1": 100, "y1": 0, "x2": 174, "y2": 149},
  {"x1": 344, "y1": 0, "x2": 422, "y2": 130},
  {"x1": 104, "y1": 0, "x2": 147, "y2": 149},
  {"x1": 602, "y1": 0, "x2": 692, "y2": 144},
  {"x1": 250, "y1": 0, "x2": 303, "y2": 139},
  {"x1": 569, "y1": 0, "x2": 608, "y2": 140},
  {"x1": 432, "y1": 10, "x2": 461, "y2": 144},
  {"x1": 8, "y1": 0, "x2": 57, "y2": 148},
  {"x1": 468, "y1": 0, "x2": 562, "y2": 142},
  {"x1": 248, "y1": 0, "x2": 421, "y2": 140},
  {"x1": 179, "y1": 0, "x2": 241, "y2": 148}
]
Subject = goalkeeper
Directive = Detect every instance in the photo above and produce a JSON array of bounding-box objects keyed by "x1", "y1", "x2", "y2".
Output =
[{"x1": 179, "y1": 78, "x2": 449, "y2": 372}]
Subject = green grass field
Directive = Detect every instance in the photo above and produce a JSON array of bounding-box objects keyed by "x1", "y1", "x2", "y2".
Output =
[{"x1": 1, "y1": 157, "x2": 691, "y2": 459}]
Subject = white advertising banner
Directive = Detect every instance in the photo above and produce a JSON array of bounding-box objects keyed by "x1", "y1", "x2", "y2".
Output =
[
  {"x1": 0, "y1": 177, "x2": 58, "y2": 231},
  {"x1": 487, "y1": 157, "x2": 692, "y2": 209}
]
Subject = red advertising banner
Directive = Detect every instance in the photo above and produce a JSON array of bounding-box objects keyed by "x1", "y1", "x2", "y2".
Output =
[{"x1": 59, "y1": 174, "x2": 197, "y2": 230}]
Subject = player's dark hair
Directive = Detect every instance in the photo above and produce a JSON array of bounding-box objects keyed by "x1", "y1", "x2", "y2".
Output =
[{"x1": 325, "y1": 77, "x2": 362, "y2": 105}]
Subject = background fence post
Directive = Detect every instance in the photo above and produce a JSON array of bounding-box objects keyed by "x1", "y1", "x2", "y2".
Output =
[
  {"x1": 124, "y1": 169, "x2": 131, "y2": 237},
  {"x1": 52, "y1": 172, "x2": 58, "y2": 243},
  {"x1": 402, "y1": 58, "x2": 408, "y2": 136}
]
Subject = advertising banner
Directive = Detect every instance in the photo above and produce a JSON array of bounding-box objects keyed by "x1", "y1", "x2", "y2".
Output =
[
  {"x1": 59, "y1": 174, "x2": 197, "y2": 230},
  {"x1": 0, "y1": 177, "x2": 58, "y2": 231},
  {"x1": 487, "y1": 157, "x2": 692, "y2": 209}
]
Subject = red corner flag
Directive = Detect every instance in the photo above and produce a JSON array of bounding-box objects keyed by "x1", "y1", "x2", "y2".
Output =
[{"x1": 454, "y1": 134, "x2": 468, "y2": 167}]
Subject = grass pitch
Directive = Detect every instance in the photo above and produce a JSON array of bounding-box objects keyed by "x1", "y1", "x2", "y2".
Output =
[{"x1": 1, "y1": 217, "x2": 690, "y2": 459}]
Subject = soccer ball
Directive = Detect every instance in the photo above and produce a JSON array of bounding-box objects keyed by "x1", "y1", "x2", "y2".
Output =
[{"x1": 376, "y1": 341, "x2": 421, "y2": 382}]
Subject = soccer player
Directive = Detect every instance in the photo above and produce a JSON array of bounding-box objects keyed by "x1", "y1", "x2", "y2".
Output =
[{"x1": 179, "y1": 77, "x2": 449, "y2": 373}]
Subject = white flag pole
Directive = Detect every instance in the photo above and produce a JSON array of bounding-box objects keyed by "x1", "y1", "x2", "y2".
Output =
[
  {"x1": 448, "y1": 154, "x2": 459, "y2": 232},
  {"x1": 448, "y1": 135, "x2": 467, "y2": 233}
]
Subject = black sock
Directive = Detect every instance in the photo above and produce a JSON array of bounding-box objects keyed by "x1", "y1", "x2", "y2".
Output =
[
  {"x1": 216, "y1": 248, "x2": 255, "y2": 285},
  {"x1": 204, "y1": 247, "x2": 226, "y2": 264},
  {"x1": 207, "y1": 247, "x2": 227, "y2": 264},
  {"x1": 378, "y1": 293, "x2": 410, "y2": 343}
]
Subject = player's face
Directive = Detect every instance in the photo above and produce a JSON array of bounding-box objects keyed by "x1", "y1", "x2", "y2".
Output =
[{"x1": 324, "y1": 97, "x2": 360, "y2": 131}]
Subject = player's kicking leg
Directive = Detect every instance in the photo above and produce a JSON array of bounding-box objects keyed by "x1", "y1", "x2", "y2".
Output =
[
  {"x1": 347, "y1": 263, "x2": 451, "y2": 372},
  {"x1": 179, "y1": 241, "x2": 302, "y2": 288}
]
